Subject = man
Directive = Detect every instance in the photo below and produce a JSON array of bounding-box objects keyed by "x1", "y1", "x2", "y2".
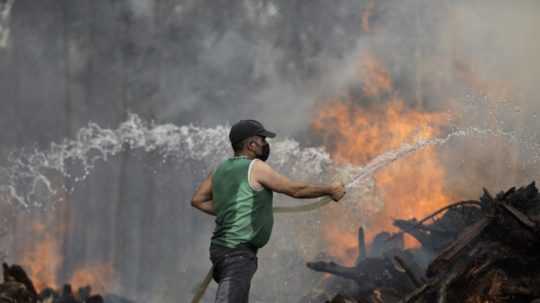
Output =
[{"x1": 191, "y1": 119, "x2": 346, "y2": 303}]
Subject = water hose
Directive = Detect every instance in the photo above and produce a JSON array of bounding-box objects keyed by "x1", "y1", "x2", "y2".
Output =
[
  {"x1": 273, "y1": 196, "x2": 334, "y2": 213},
  {"x1": 190, "y1": 196, "x2": 335, "y2": 303}
]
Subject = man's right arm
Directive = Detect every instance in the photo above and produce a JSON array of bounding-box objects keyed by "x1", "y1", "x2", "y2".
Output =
[{"x1": 252, "y1": 160, "x2": 346, "y2": 201}]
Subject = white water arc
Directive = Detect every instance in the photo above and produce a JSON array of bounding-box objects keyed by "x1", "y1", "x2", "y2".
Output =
[{"x1": 0, "y1": 114, "x2": 506, "y2": 210}]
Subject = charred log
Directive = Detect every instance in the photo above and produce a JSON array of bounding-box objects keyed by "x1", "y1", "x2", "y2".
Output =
[
  {"x1": 307, "y1": 253, "x2": 417, "y2": 297},
  {"x1": 315, "y1": 182, "x2": 540, "y2": 303},
  {"x1": 403, "y1": 183, "x2": 540, "y2": 303},
  {"x1": 392, "y1": 201, "x2": 482, "y2": 252}
]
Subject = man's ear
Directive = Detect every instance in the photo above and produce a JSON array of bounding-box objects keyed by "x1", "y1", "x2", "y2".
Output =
[{"x1": 245, "y1": 138, "x2": 255, "y2": 152}]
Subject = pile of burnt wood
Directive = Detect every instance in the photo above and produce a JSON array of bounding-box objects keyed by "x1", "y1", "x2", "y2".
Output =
[
  {"x1": 0, "y1": 262, "x2": 106, "y2": 303},
  {"x1": 304, "y1": 182, "x2": 540, "y2": 303}
]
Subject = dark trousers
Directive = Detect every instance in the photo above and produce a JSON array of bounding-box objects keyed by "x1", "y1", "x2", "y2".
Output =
[{"x1": 210, "y1": 244, "x2": 258, "y2": 303}]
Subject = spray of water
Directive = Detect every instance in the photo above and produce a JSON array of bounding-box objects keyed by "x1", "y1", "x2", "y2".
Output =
[
  {"x1": 345, "y1": 126, "x2": 517, "y2": 188},
  {"x1": 0, "y1": 113, "x2": 518, "y2": 211},
  {"x1": 0, "y1": 114, "x2": 331, "y2": 208}
]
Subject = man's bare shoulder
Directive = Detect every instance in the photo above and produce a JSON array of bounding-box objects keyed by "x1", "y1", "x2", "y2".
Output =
[{"x1": 252, "y1": 159, "x2": 274, "y2": 174}]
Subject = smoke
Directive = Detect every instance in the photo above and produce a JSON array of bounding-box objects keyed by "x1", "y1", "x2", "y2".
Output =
[
  {"x1": 318, "y1": 0, "x2": 540, "y2": 195},
  {"x1": 115, "y1": 0, "x2": 368, "y2": 138},
  {"x1": 127, "y1": 0, "x2": 153, "y2": 17},
  {"x1": 0, "y1": 0, "x2": 14, "y2": 48},
  {"x1": 434, "y1": 0, "x2": 540, "y2": 193}
]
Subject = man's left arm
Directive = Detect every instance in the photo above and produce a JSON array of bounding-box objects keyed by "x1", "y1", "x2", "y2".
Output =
[{"x1": 191, "y1": 172, "x2": 216, "y2": 216}]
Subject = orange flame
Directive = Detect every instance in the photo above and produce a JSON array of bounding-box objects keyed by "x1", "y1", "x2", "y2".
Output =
[
  {"x1": 69, "y1": 263, "x2": 114, "y2": 294},
  {"x1": 312, "y1": 53, "x2": 453, "y2": 265},
  {"x1": 20, "y1": 221, "x2": 115, "y2": 294},
  {"x1": 321, "y1": 223, "x2": 359, "y2": 266},
  {"x1": 21, "y1": 223, "x2": 61, "y2": 291}
]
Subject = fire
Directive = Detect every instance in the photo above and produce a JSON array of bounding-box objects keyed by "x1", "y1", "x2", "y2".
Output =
[
  {"x1": 69, "y1": 263, "x2": 114, "y2": 294},
  {"x1": 21, "y1": 223, "x2": 61, "y2": 291},
  {"x1": 312, "y1": 53, "x2": 453, "y2": 265},
  {"x1": 20, "y1": 221, "x2": 115, "y2": 294},
  {"x1": 313, "y1": 99, "x2": 447, "y2": 164},
  {"x1": 321, "y1": 223, "x2": 359, "y2": 266}
]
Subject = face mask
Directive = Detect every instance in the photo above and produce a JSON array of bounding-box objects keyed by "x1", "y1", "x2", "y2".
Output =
[{"x1": 254, "y1": 141, "x2": 270, "y2": 161}]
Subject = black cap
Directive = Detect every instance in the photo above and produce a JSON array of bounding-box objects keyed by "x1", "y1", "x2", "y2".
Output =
[{"x1": 229, "y1": 120, "x2": 276, "y2": 145}]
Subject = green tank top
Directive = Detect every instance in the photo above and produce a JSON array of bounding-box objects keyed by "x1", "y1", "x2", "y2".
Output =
[{"x1": 211, "y1": 156, "x2": 274, "y2": 249}]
